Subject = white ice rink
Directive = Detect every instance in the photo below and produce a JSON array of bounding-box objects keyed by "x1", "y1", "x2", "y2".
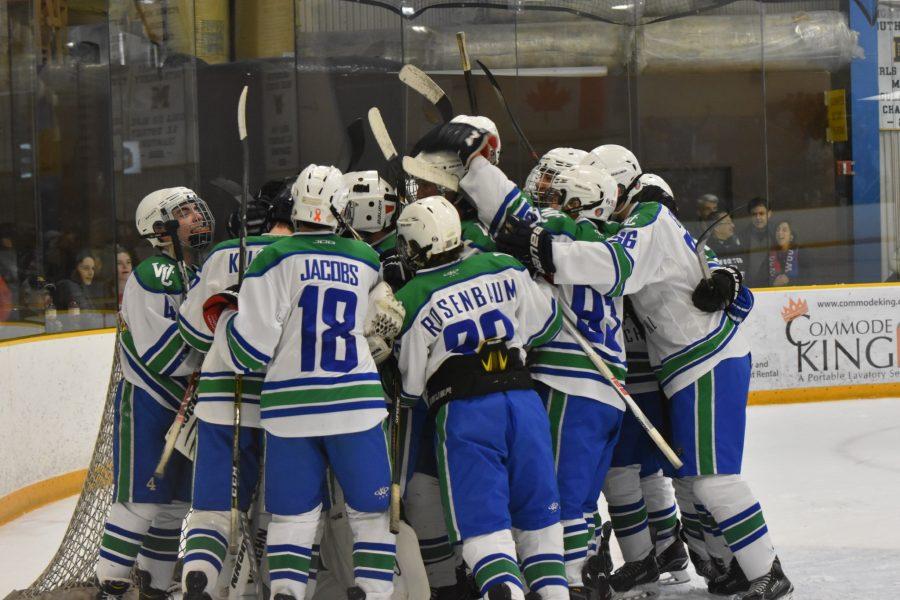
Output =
[{"x1": 2, "y1": 398, "x2": 900, "y2": 599}]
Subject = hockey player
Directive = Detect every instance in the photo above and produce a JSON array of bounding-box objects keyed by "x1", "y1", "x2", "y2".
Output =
[
  {"x1": 177, "y1": 181, "x2": 295, "y2": 599},
  {"x1": 523, "y1": 147, "x2": 588, "y2": 208},
  {"x1": 97, "y1": 187, "x2": 214, "y2": 600},
  {"x1": 202, "y1": 164, "x2": 403, "y2": 600},
  {"x1": 494, "y1": 147, "x2": 794, "y2": 600},
  {"x1": 343, "y1": 170, "x2": 399, "y2": 253},
  {"x1": 393, "y1": 195, "x2": 566, "y2": 600}
]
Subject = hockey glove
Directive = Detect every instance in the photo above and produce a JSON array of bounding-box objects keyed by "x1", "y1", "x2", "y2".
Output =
[
  {"x1": 381, "y1": 248, "x2": 413, "y2": 292},
  {"x1": 365, "y1": 282, "x2": 406, "y2": 365},
  {"x1": 496, "y1": 216, "x2": 555, "y2": 276},
  {"x1": 692, "y1": 266, "x2": 742, "y2": 312},
  {"x1": 414, "y1": 122, "x2": 499, "y2": 169},
  {"x1": 202, "y1": 285, "x2": 239, "y2": 333},
  {"x1": 226, "y1": 198, "x2": 269, "y2": 238}
]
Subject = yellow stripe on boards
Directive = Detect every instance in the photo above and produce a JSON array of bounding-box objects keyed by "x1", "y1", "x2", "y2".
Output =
[
  {"x1": 0, "y1": 470, "x2": 87, "y2": 527},
  {"x1": 749, "y1": 383, "x2": 900, "y2": 405},
  {"x1": 749, "y1": 281, "x2": 900, "y2": 293},
  {"x1": 0, "y1": 327, "x2": 116, "y2": 348}
]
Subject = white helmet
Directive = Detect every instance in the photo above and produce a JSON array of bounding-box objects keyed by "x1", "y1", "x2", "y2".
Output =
[
  {"x1": 343, "y1": 171, "x2": 398, "y2": 232},
  {"x1": 525, "y1": 147, "x2": 588, "y2": 207},
  {"x1": 451, "y1": 115, "x2": 501, "y2": 164},
  {"x1": 586, "y1": 144, "x2": 641, "y2": 193},
  {"x1": 551, "y1": 163, "x2": 619, "y2": 223},
  {"x1": 290, "y1": 164, "x2": 348, "y2": 230},
  {"x1": 395, "y1": 195, "x2": 462, "y2": 270},
  {"x1": 411, "y1": 150, "x2": 466, "y2": 199},
  {"x1": 135, "y1": 186, "x2": 214, "y2": 249},
  {"x1": 627, "y1": 173, "x2": 673, "y2": 203}
]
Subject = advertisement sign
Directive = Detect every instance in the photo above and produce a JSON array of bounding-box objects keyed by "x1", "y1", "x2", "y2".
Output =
[
  {"x1": 745, "y1": 285, "x2": 900, "y2": 394},
  {"x1": 878, "y1": 4, "x2": 900, "y2": 130}
]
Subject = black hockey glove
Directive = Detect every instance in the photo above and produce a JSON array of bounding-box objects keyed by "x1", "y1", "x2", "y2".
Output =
[
  {"x1": 226, "y1": 198, "x2": 269, "y2": 238},
  {"x1": 413, "y1": 122, "x2": 499, "y2": 169},
  {"x1": 380, "y1": 248, "x2": 413, "y2": 292},
  {"x1": 496, "y1": 216, "x2": 555, "y2": 276},
  {"x1": 692, "y1": 266, "x2": 742, "y2": 313}
]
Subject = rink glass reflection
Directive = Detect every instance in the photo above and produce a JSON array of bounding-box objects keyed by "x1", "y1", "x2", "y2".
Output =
[{"x1": 0, "y1": 0, "x2": 896, "y2": 340}]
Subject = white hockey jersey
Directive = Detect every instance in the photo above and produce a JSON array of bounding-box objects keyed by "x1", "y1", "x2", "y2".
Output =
[
  {"x1": 551, "y1": 202, "x2": 750, "y2": 396},
  {"x1": 119, "y1": 254, "x2": 202, "y2": 411},
  {"x1": 178, "y1": 235, "x2": 285, "y2": 427},
  {"x1": 460, "y1": 157, "x2": 627, "y2": 410},
  {"x1": 222, "y1": 231, "x2": 386, "y2": 438},
  {"x1": 395, "y1": 251, "x2": 562, "y2": 407}
]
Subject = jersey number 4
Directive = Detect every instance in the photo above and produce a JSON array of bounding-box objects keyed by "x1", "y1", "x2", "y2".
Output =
[{"x1": 297, "y1": 285, "x2": 358, "y2": 372}]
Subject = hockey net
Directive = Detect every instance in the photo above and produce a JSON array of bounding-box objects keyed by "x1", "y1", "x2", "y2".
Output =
[{"x1": 4, "y1": 328, "x2": 123, "y2": 600}]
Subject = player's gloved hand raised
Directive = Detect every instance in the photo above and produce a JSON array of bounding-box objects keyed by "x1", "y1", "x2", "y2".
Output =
[
  {"x1": 380, "y1": 248, "x2": 413, "y2": 292},
  {"x1": 202, "y1": 284, "x2": 240, "y2": 333},
  {"x1": 692, "y1": 266, "x2": 742, "y2": 312},
  {"x1": 414, "y1": 122, "x2": 499, "y2": 169},
  {"x1": 496, "y1": 216, "x2": 555, "y2": 276},
  {"x1": 226, "y1": 198, "x2": 269, "y2": 238}
]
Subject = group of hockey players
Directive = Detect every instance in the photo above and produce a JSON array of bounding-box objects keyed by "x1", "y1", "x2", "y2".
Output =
[{"x1": 95, "y1": 111, "x2": 794, "y2": 600}]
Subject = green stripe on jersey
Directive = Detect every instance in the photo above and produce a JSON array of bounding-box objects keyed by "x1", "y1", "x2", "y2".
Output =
[
  {"x1": 396, "y1": 252, "x2": 526, "y2": 333},
  {"x1": 178, "y1": 319, "x2": 211, "y2": 353},
  {"x1": 120, "y1": 331, "x2": 187, "y2": 399},
  {"x1": 245, "y1": 233, "x2": 380, "y2": 278},
  {"x1": 656, "y1": 317, "x2": 736, "y2": 384},
  {"x1": 262, "y1": 383, "x2": 384, "y2": 408},
  {"x1": 531, "y1": 348, "x2": 626, "y2": 382}
]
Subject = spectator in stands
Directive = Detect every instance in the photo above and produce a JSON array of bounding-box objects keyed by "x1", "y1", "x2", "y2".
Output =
[
  {"x1": 705, "y1": 209, "x2": 746, "y2": 278},
  {"x1": 769, "y1": 220, "x2": 799, "y2": 286},
  {"x1": 55, "y1": 250, "x2": 102, "y2": 318},
  {"x1": 741, "y1": 197, "x2": 772, "y2": 287},
  {"x1": 113, "y1": 246, "x2": 133, "y2": 308},
  {"x1": 688, "y1": 193, "x2": 720, "y2": 239}
]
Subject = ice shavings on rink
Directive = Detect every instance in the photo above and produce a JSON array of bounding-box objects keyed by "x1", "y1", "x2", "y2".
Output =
[{"x1": 2, "y1": 398, "x2": 900, "y2": 599}]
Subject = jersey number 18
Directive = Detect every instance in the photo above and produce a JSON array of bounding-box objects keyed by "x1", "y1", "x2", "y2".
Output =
[{"x1": 297, "y1": 285, "x2": 358, "y2": 372}]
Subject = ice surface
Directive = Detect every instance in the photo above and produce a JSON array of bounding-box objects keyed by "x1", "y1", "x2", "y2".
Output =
[{"x1": 2, "y1": 399, "x2": 900, "y2": 599}]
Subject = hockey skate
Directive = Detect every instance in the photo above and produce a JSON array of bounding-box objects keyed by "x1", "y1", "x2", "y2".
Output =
[
  {"x1": 347, "y1": 586, "x2": 367, "y2": 599},
  {"x1": 135, "y1": 569, "x2": 168, "y2": 600},
  {"x1": 486, "y1": 582, "x2": 514, "y2": 599},
  {"x1": 608, "y1": 551, "x2": 659, "y2": 600},
  {"x1": 707, "y1": 558, "x2": 750, "y2": 596},
  {"x1": 598, "y1": 521, "x2": 614, "y2": 575},
  {"x1": 655, "y1": 536, "x2": 690, "y2": 585},
  {"x1": 183, "y1": 571, "x2": 212, "y2": 600},
  {"x1": 95, "y1": 579, "x2": 130, "y2": 600},
  {"x1": 730, "y1": 557, "x2": 793, "y2": 600}
]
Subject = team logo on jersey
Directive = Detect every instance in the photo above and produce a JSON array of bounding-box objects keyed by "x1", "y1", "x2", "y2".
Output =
[
  {"x1": 374, "y1": 486, "x2": 390, "y2": 499},
  {"x1": 152, "y1": 263, "x2": 175, "y2": 287},
  {"x1": 547, "y1": 501, "x2": 560, "y2": 513}
]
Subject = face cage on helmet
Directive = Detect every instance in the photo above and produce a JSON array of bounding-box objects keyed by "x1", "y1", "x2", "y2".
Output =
[
  {"x1": 396, "y1": 235, "x2": 431, "y2": 273},
  {"x1": 164, "y1": 197, "x2": 214, "y2": 250},
  {"x1": 527, "y1": 166, "x2": 563, "y2": 208}
]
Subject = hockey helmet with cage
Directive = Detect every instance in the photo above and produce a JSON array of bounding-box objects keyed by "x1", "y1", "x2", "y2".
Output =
[
  {"x1": 343, "y1": 170, "x2": 398, "y2": 232},
  {"x1": 290, "y1": 164, "x2": 348, "y2": 230},
  {"x1": 551, "y1": 163, "x2": 619, "y2": 223},
  {"x1": 450, "y1": 115, "x2": 501, "y2": 164},
  {"x1": 136, "y1": 187, "x2": 214, "y2": 250},
  {"x1": 225, "y1": 178, "x2": 294, "y2": 239},
  {"x1": 525, "y1": 147, "x2": 588, "y2": 207},
  {"x1": 395, "y1": 195, "x2": 462, "y2": 271}
]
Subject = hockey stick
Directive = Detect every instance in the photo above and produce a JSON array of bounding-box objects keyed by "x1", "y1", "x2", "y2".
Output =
[
  {"x1": 228, "y1": 84, "x2": 250, "y2": 556},
  {"x1": 401, "y1": 155, "x2": 460, "y2": 192},
  {"x1": 149, "y1": 219, "x2": 199, "y2": 485},
  {"x1": 399, "y1": 64, "x2": 454, "y2": 123},
  {"x1": 476, "y1": 59, "x2": 540, "y2": 162},
  {"x1": 456, "y1": 31, "x2": 478, "y2": 114},
  {"x1": 549, "y1": 290, "x2": 683, "y2": 469},
  {"x1": 368, "y1": 106, "x2": 398, "y2": 162}
]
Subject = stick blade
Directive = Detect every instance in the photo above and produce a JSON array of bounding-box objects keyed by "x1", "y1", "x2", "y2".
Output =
[
  {"x1": 402, "y1": 156, "x2": 459, "y2": 191},
  {"x1": 368, "y1": 106, "x2": 397, "y2": 161},
  {"x1": 399, "y1": 64, "x2": 454, "y2": 122},
  {"x1": 237, "y1": 85, "x2": 248, "y2": 141}
]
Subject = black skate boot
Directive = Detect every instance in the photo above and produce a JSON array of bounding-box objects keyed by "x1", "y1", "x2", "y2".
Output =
[
  {"x1": 568, "y1": 585, "x2": 592, "y2": 600},
  {"x1": 686, "y1": 546, "x2": 719, "y2": 582},
  {"x1": 183, "y1": 571, "x2": 211, "y2": 600},
  {"x1": 707, "y1": 558, "x2": 750, "y2": 596},
  {"x1": 486, "y1": 582, "x2": 513, "y2": 599},
  {"x1": 347, "y1": 586, "x2": 367, "y2": 599},
  {"x1": 656, "y1": 535, "x2": 690, "y2": 585},
  {"x1": 608, "y1": 551, "x2": 659, "y2": 599},
  {"x1": 431, "y1": 580, "x2": 471, "y2": 599},
  {"x1": 731, "y1": 557, "x2": 793, "y2": 600},
  {"x1": 582, "y1": 557, "x2": 613, "y2": 600},
  {"x1": 273, "y1": 594, "x2": 296, "y2": 600},
  {"x1": 135, "y1": 569, "x2": 168, "y2": 600},
  {"x1": 524, "y1": 591, "x2": 542, "y2": 600},
  {"x1": 96, "y1": 580, "x2": 130, "y2": 600}
]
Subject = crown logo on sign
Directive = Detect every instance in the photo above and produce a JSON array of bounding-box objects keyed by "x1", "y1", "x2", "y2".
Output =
[{"x1": 781, "y1": 298, "x2": 809, "y2": 322}]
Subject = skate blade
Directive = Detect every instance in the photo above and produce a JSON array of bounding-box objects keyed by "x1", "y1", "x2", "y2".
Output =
[
  {"x1": 612, "y1": 583, "x2": 659, "y2": 600},
  {"x1": 659, "y1": 569, "x2": 691, "y2": 585}
]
